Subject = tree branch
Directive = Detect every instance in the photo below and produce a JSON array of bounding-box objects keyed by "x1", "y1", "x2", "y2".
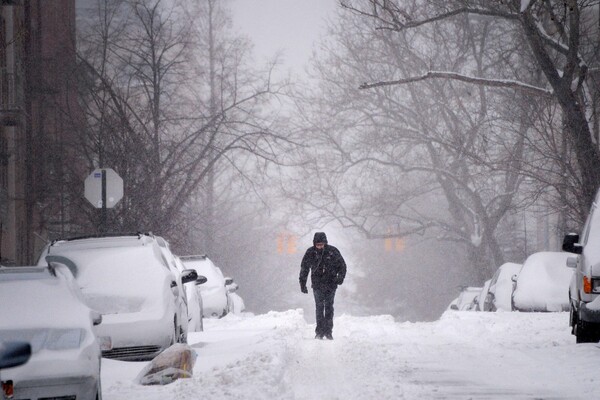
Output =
[{"x1": 359, "y1": 71, "x2": 553, "y2": 98}]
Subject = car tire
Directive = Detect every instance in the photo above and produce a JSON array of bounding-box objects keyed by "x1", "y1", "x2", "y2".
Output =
[
  {"x1": 170, "y1": 316, "x2": 178, "y2": 346},
  {"x1": 575, "y1": 319, "x2": 600, "y2": 343},
  {"x1": 180, "y1": 327, "x2": 187, "y2": 344},
  {"x1": 95, "y1": 375, "x2": 103, "y2": 400},
  {"x1": 570, "y1": 304, "x2": 577, "y2": 335}
]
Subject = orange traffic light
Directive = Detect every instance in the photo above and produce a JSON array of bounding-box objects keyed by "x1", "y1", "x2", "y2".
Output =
[
  {"x1": 395, "y1": 238, "x2": 405, "y2": 252},
  {"x1": 384, "y1": 236, "x2": 405, "y2": 252},
  {"x1": 384, "y1": 238, "x2": 392, "y2": 252},
  {"x1": 287, "y1": 235, "x2": 297, "y2": 254}
]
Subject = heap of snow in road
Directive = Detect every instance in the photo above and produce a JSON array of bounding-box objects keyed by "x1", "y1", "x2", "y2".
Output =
[{"x1": 103, "y1": 309, "x2": 597, "y2": 400}]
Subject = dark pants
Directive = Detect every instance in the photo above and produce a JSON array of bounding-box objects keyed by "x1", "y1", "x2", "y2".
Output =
[{"x1": 313, "y1": 286, "x2": 337, "y2": 336}]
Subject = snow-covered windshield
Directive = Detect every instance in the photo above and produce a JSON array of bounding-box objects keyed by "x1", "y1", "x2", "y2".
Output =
[{"x1": 0, "y1": 270, "x2": 91, "y2": 330}]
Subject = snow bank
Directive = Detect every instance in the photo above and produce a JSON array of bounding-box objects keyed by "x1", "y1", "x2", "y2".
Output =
[{"x1": 101, "y1": 308, "x2": 600, "y2": 399}]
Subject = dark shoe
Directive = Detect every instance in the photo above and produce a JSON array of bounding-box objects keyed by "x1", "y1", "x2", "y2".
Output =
[
  {"x1": 315, "y1": 334, "x2": 323, "y2": 340},
  {"x1": 325, "y1": 333, "x2": 333, "y2": 340}
]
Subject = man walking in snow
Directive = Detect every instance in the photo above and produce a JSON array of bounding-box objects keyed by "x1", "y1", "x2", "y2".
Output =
[{"x1": 299, "y1": 232, "x2": 347, "y2": 340}]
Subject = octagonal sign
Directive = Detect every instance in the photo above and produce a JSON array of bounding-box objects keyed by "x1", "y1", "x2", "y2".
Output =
[{"x1": 84, "y1": 168, "x2": 124, "y2": 208}]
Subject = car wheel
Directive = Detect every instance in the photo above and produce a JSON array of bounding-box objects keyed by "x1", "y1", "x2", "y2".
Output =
[
  {"x1": 576, "y1": 319, "x2": 600, "y2": 343},
  {"x1": 170, "y1": 316, "x2": 178, "y2": 346},
  {"x1": 180, "y1": 327, "x2": 187, "y2": 344},
  {"x1": 96, "y1": 378, "x2": 103, "y2": 400},
  {"x1": 570, "y1": 304, "x2": 577, "y2": 334}
]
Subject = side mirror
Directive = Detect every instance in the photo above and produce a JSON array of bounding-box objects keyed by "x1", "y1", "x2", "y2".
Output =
[
  {"x1": 567, "y1": 256, "x2": 578, "y2": 269},
  {"x1": 562, "y1": 233, "x2": 583, "y2": 254},
  {"x1": 0, "y1": 341, "x2": 31, "y2": 369},
  {"x1": 196, "y1": 275, "x2": 207, "y2": 285},
  {"x1": 45, "y1": 255, "x2": 79, "y2": 277},
  {"x1": 181, "y1": 269, "x2": 198, "y2": 284},
  {"x1": 225, "y1": 277, "x2": 238, "y2": 292},
  {"x1": 91, "y1": 311, "x2": 103, "y2": 326}
]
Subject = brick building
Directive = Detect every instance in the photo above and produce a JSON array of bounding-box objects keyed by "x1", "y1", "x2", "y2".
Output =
[{"x1": 0, "y1": 0, "x2": 80, "y2": 265}]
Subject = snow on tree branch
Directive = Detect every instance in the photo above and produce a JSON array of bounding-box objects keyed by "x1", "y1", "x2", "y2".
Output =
[{"x1": 358, "y1": 71, "x2": 553, "y2": 98}]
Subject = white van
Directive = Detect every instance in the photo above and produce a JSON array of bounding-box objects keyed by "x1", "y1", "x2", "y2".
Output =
[{"x1": 563, "y1": 188, "x2": 600, "y2": 342}]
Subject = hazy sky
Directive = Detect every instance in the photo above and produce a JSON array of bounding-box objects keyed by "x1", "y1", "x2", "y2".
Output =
[{"x1": 229, "y1": 0, "x2": 338, "y2": 73}]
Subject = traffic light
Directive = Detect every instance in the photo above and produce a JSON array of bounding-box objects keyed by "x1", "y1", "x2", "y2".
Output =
[
  {"x1": 384, "y1": 237, "x2": 393, "y2": 252},
  {"x1": 395, "y1": 238, "x2": 405, "y2": 252},
  {"x1": 287, "y1": 235, "x2": 297, "y2": 254},
  {"x1": 384, "y1": 236, "x2": 405, "y2": 252},
  {"x1": 276, "y1": 233, "x2": 298, "y2": 255}
]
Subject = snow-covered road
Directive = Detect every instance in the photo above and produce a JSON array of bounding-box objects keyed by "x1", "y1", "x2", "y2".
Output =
[{"x1": 102, "y1": 310, "x2": 600, "y2": 399}]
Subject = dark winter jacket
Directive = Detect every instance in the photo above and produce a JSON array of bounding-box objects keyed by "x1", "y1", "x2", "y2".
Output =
[{"x1": 299, "y1": 243, "x2": 347, "y2": 290}]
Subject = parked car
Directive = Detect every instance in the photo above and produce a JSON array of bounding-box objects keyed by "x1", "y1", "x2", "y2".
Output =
[
  {"x1": 563, "y1": 188, "x2": 600, "y2": 342},
  {"x1": 224, "y1": 277, "x2": 245, "y2": 314},
  {"x1": 228, "y1": 292, "x2": 246, "y2": 314},
  {"x1": 175, "y1": 256, "x2": 206, "y2": 331},
  {"x1": 512, "y1": 251, "x2": 573, "y2": 312},
  {"x1": 37, "y1": 233, "x2": 198, "y2": 361},
  {"x1": 484, "y1": 262, "x2": 523, "y2": 311},
  {"x1": 180, "y1": 255, "x2": 230, "y2": 318},
  {"x1": 0, "y1": 265, "x2": 102, "y2": 400},
  {"x1": 448, "y1": 286, "x2": 482, "y2": 311},
  {"x1": 154, "y1": 236, "x2": 204, "y2": 334}
]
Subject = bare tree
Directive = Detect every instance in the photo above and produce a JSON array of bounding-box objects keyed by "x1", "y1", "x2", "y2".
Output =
[
  {"x1": 288, "y1": 0, "x2": 539, "y2": 280},
  {"x1": 341, "y1": 0, "x2": 600, "y2": 222},
  {"x1": 74, "y1": 0, "x2": 293, "y2": 243}
]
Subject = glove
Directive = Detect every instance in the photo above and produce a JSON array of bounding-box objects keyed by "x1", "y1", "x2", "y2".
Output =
[{"x1": 300, "y1": 283, "x2": 308, "y2": 294}]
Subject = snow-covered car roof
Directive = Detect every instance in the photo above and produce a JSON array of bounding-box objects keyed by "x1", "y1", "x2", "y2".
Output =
[
  {"x1": 0, "y1": 266, "x2": 94, "y2": 330},
  {"x1": 512, "y1": 251, "x2": 573, "y2": 312},
  {"x1": 41, "y1": 236, "x2": 175, "y2": 314}
]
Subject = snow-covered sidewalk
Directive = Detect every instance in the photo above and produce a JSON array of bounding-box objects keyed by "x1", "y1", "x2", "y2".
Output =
[{"x1": 102, "y1": 310, "x2": 600, "y2": 399}]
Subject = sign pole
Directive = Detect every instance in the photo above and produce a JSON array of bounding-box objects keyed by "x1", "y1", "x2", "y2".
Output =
[{"x1": 101, "y1": 169, "x2": 107, "y2": 233}]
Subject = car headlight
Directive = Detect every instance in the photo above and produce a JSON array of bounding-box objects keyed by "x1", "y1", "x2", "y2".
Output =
[{"x1": 0, "y1": 329, "x2": 84, "y2": 352}]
